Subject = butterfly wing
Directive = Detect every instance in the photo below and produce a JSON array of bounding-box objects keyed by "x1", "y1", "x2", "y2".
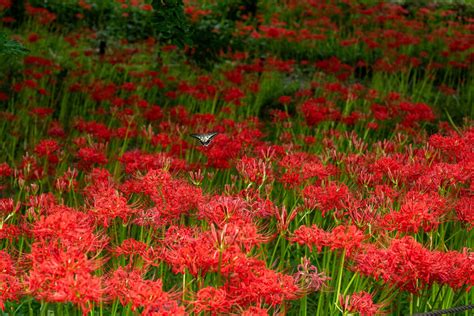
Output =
[{"x1": 191, "y1": 132, "x2": 218, "y2": 146}]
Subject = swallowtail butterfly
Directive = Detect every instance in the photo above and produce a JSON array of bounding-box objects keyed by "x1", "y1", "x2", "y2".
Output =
[{"x1": 190, "y1": 132, "x2": 218, "y2": 146}]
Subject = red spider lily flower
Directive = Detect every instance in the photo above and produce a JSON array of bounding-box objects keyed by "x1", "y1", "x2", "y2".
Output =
[
  {"x1": 34, "y1": 139, "x2": 61, "y2": 164},
  {"x1": 241, "y1": 306, "x2": 269, "y2": 316},
  {"x1": 198, "y1": 195, "x2": 251, "y2": 225},
  {"x1": 0, "y1": 0, "x2": 12, "y2": 10},
  {"x1": 290, "y1": 224, "x2": 366, "y2": 257},
  {"x1": 144, "y1": 105, "x2": 164, "y2": 122},
  {"x1": 75, "y1": 119, "x2": 112, "y2": 141},
  {"x1": 113, "y1": 238, "x2": 148, "y2": 257},
  {"x1": 0, "y1": 224, "x2": 21, "y2": 241},
  {"x1": 200, "y1": 133, "x2": 242, "y2": 169},
  {"x1": 170, "y1": 105, "x2": 190, "y2": 124},
  {"x1": 145, "y1": 300, "x2": 186, "y2": 315},
  {"x1": 121, "y1": 82, "x2": 136, "y2": 92},
  {"x1": 24, "y1": 56, "x2": 54, "y2": 68},
  {"x1": 236, "y1": 156, "x2": 274, "y2": 186},
  {"x1": 17, "y1": 155, "x2": 44, "y2": 181},
  {"x1": 290, "y1": 224, "x2": 328, "y2": 252},
  {"x1": 225, "y1": 68, "x2": 244, "y2": 85},
  {"x1": 47, "y1": 121, "x2": 66, "y2": 138},
  {"x1": 239, "y1": 188, "x2": 278, "y2": 218},
  {"x1": 270, "y1": 109, "x2": 290, "y2": 122},
  {"x1": 455, "y1": 196, "x2": 474, "y2": 227},
  {"x1": 119, "y1": 151, "x2": 183, "y2": 174},
  {"x1": 107, "y1": 266, "x2": 179, "y2": 313},
  {"x1": 300, "y1": 97, "x2": 333, "y2": 126},
  {"x1": 25, "y1": 192, "x2": 57, "y2": 214},
  {"x1": 55, "y1": 168, "x2": 78, "y2": 193},
  {"x1": 160, "y1": 226, "x2": 222, "y2": 277},
  {"x1": 31, "y1": 205, "x2": 108, "y2": 251},
  {"x1": 223, "y1": 87, "x2": 245, "y2": 105},
  {"x1": 0, "y1": 163, "x2": 12, "y2": 178},
  {"x1": 353, "y1": 236, "x2": 473, "y2": 292},
  {"x1": 222, "y1": 255, "x2": 300, "y2": 307},
  {"x1": 26, "y1": 242, "x2": 104, "y2": 314},
  {"x1": 124, "y1": 169, "x2": 203, "y2": 226},
  {"x1": 83, "y1": 173, "x2": 137, "y2": 228},
  {"x1": 379, "y1": 191, "x2": 448, "y2": 233},
  {"x1": 29, "y1": 107, "x2": 54, "y2": 118},
  {"x1": 0, "y1": 92, "x2": 9, "y2": 102},
  {"x1": 0, "y1": 198, "x2": 17, "y2": 215},
  {"x1": 339, "y1": 291, "x2": 383, "y2": 316},
  {"x1": 193, "y1": 287, "x2": 233, "y2": 314},
  {"x1": 90, "y1": 82, "x2": 117, "y2": 103},
  {"x1": 278, "y1": 95, "x2": 292, "y2": 105},
  {"x1": 77, "y1": 147, "x2": 108, "y2": 170},
  {"x1": 398, "y1": 101, "x2": 435, "y2": 127},
  {"x1": 0, "y1": 251, "x2": 22, "y2": 311},
  {"x1": 302, "y1": 182, "x2": 352, "y2": 217},
  {"x1": 25, "y1": 4, "x2": 56, "y2": 24},
  {"x1": 293, "y1": 257, "x2": 331, "y2": 293},
  {"x1": 27, "y1": 32, "x2": 40, "y2": 43}
]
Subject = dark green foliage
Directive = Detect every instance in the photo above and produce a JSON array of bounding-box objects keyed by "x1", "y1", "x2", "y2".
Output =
[
  {"x1": 0, "y1": 33, "x2": 29, "y2": 57},
  {"x1": 4, "y1": 0, "x2": 26, "y2": 28},
  {"x1": 151, "y1": 0, "x2": 190, "y2": 47},
  {"x1": 186, "y1": 16, "x2": 237, "y2": 70}
]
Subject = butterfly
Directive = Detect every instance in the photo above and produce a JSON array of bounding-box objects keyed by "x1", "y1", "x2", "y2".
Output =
[{"x1": 190, "y1": 132, "x2": 218, "y2": 146}]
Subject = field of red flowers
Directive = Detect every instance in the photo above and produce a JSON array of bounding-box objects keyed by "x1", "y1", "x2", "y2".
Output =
[{"x1": 0, "y1": 0, "x2": 473, "y2": 315}]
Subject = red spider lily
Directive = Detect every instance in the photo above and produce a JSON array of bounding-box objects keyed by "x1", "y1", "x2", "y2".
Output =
[
  {"x1": 119, "y1": 150, "x2": 187, "y2": 174},
  {"x1": 236, "y1": 156, "x2": 274, "y2": 186},
  {"x1": 199, "y1": 133, "x2": 242, "y2": 169},
  {"x1": 25, "y1": 192, "x2": 57, "y2": 214},
  {"x1": 34, "y1": 139, "x2": 61, "y2": 164},
  {"x1": 221, "y1": 255, "x2": 300, "y2": 307},
  {"x1": 89, "y1": 82, "x2": 117, "y2": 103},
  {"x1": 0, "y1": 0, "x2": 11, "y2": 11},
  {"x1": 274, "y1": 205, "x2": 299, "y2": 236},
  {"x1": 47, "y1": 121, "x2": 66, "y2": 138},
  {"x1": 160, "y1": 226, "x2": 220, "y2": 277},
  {"x1": 379, "y1": 191, "x2": 449, "y2": 233},
  {"x1": 144, "y1": 105, "x2": 164, "y2": 122},
  {"x1": 223, "y1": 87, "x2": 245, "y2": 105},
  {"x1": 31, "y1": 205, "x2": 108, "y2": 250},
  {"x1": 76, "y1": 147, "x2": 108, "y2": 170},
  {"x1": 0, "y1": 163, "x2": 12, "y2": 178},
  {"x1": 353, "y1": 236, "x2": 473, "y2": 292},
  {"x1": 198, "y1": 195, "x2": 251, "y2": 225},
  {"x1": 301, "y1": 97, "x2": 334, "y2": 126},
  {"x1": 55, "y1": 168, "x2": 78, "y2": 193},
  {"x1": 290, "y1": 224, "x2": 366, "y2": 257},
  {"x1": 29, "y1": 107, "x2": 54, "y2": 118},
  {"x1": 75, "y1": 119, "x2": 112, "y2": 141},
  {"x1": 293, "y1": 257, "x2": 331, "y2": 293},
  {"x1": 302, "y1": 182, "x2": 352, "y2": 217},
  {"x1": 339, "y1": 291, "x2": 383, "y2": 316},
  {"x1": 81, "y1": 169, "x2": 137, "y2": 227},
  {"x1": 0, "y1": 251, "x2": 22, "y2": 310},
  {"x1": 111, "y1": 238, "x2": 149, "y2": 266},
  {"x1": 26, "y1": 242, "x2": 104, "y2": 315},
  {"x1": 193, "y1": 286, "x2": 234, "y2": 314},
  {"x1": 123, "y1": 169, "x2": 203, "y2": 226},
  {"x1": 107, "y1": 266, "x2": 181, "y2": 314},
  {"x1": 241, "y1": 306, "x2": 269, "y2": 316},
  {"x1": 455, "y1": 196, "x2": 474, "y2": 227},
  {"x1": 17, "y1": 155, "x2": 44, "y2": 181},
  {"x1": 25, "y1": 4, "x2": 56, "y2": 24},
  {"x1": 0, "y1": 223, "x2": 21, "y2": 241},
  {"x1": 225, "y1": 68, "x2": 244, "y2": 85}
]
